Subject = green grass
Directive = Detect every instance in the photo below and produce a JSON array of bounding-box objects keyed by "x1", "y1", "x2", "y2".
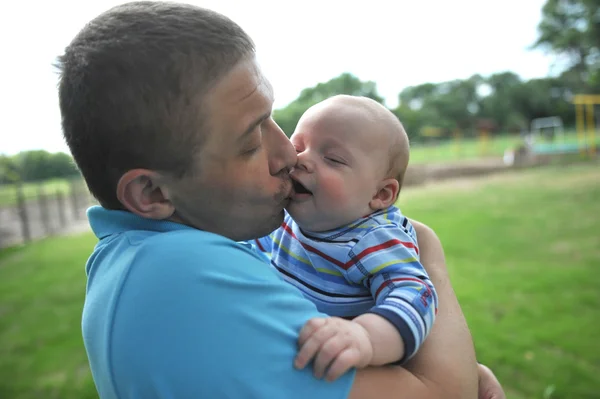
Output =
[
  {"x1": 399, "y1": 161, "x2": 600, "y2": 399},
  {"x1": 0, "y1": 234, "x2": 98, "y2": 399},
  {"x1": 1, "y1": 162, "x2": 599, "y2": 398},
  {"x1": 0, "y1": 179, "x2": 77, "y2": 208},
  {"x1": 409, "y1": 131, "x2": 600, "y2": 164}
]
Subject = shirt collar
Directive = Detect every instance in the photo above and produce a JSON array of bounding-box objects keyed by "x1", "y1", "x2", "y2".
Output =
[{"x1": 87, "y1": 205, "x2": 195, "y2": 239}]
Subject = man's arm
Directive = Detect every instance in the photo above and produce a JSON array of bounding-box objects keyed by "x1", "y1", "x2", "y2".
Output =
[
  {"x1": 404, "y1": 220, "x2": 478, "y2": 395},
  {"x1": 348, "y1": 220, "x2": 478, "y2": 399}
]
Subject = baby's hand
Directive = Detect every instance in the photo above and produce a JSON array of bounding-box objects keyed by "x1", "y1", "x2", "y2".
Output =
[{"x1": 294, "y1": 317, "x2": 373, "y2": 381}]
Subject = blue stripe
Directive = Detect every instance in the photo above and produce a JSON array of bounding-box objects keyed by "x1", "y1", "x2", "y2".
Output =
[{"x1": 273, "y1": 250, "x2": 348, "y2": 284}]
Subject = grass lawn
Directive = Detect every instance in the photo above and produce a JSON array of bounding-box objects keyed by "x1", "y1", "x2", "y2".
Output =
[
  {"x1": 399, "y1": 161, "x2": 600, "y2": 399},
  {"x1": 0, "y1": 179, "x2": 76, "y2": 208},
  {"x1": 0, "y1": 161, "x2": 599, "y2": 398},
  {"x1": 0, "y1": 233, "x2": 99, "y2": 399}
]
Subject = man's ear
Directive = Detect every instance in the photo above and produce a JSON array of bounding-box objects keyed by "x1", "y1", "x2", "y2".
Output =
[
  {"x1": 369, "y1": 178, "x2": 400, "y2": 211},
  {"x1": 116, "y1": 169, "x2": 175, "y2": 220}
]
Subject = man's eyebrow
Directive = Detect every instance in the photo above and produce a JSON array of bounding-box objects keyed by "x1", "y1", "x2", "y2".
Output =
[{"x1": 238, "y1": 112, "x2": 271, "y2": 141}]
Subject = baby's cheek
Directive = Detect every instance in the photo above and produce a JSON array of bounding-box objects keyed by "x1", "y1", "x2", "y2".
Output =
[{"x1": 319, "y1": 174, "x2": 350, "y2": 205}]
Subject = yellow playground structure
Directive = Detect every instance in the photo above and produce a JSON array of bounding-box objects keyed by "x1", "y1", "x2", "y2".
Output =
[{"x1": 573, "y1": 94, "x2": 599, "y2": 157}]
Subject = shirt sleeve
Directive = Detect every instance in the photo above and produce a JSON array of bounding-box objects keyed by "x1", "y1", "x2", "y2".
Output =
[
  {"x1": 109, "y1": 232, "x2": 355, "y2": 399},
  {"x1": 344, "y1": 222, "x2": 438, "y2": 364}
]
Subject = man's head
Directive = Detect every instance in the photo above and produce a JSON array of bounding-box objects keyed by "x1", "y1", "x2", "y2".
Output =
[
  {"x1": 58, "y1": 1, "x2": 297, "y2": 241},
  {"x1": 287, "y1": 95, "x2": 410, "y2": 232}
]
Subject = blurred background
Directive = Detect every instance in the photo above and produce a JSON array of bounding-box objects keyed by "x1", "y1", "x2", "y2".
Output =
[{"x1": 1, "y1": 0, "x2": 598, "y2": 398}]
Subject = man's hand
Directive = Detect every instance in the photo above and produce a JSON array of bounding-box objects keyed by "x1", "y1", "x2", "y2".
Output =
[
  {"x1": 478, "y1": 363, "x2": 506, "y2": 399},
  {"x1": 294, "y1": 317, "x2": 373, "y2": 381}
]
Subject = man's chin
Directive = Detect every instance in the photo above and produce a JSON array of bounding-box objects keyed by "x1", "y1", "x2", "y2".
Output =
[{"x1": 253, "y1": 212, "x2": 285, "y2": 239}]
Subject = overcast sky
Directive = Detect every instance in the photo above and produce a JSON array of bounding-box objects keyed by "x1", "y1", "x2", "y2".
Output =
[{"x1": 0, "y1": 0, "x2": 557, "y2": 155}]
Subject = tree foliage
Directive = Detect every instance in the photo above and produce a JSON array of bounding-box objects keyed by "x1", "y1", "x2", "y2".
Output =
[
  {"x1": 0, "y1": 150, "x2": 80, "y2": 184},
  {"x1": 533, "y1": 0, "x2": 600, "y2": 91}
]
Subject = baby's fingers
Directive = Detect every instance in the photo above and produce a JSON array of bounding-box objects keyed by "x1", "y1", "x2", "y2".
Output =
[
  {"x1": 298, "y1": 317, "x2": 327, "y2": 347},
  {"x1": 313, "y1": 336, "x2": 348, "y2": 379},
  {"x1": 325, "y1": 347, "x2": 361, "y2": 382},
  {"x1": 295, "y1": 322, "x2": 337, "y2": 369}
]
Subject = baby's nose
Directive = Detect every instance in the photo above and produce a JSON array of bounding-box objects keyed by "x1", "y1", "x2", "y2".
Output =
[{"x1": 295, "y1": 155, "x2": 314, "y2": 173}]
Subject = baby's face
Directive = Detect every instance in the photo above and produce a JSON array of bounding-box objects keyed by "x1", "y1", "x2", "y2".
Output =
[{"x1": 287, "y1": 104, "x2": 391, "y2": 232}]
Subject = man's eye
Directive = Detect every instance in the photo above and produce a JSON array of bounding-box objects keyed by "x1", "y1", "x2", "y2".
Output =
[{"x1": 243, "y1": 144, "x2": 261, "y2": 156}]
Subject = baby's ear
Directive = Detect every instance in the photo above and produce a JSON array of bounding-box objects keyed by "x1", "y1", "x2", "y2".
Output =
[{"x1": 369, "y1": 178, "x2": 400, "y2": 210}]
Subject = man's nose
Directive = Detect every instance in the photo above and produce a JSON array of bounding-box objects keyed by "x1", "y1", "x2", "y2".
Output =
[{"x1": 267, "y1": 119, "x2": 297, "y2": 175}]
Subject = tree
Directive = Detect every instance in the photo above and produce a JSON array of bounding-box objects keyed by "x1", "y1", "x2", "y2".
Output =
[
  {"x1": 273, "y1": 73, "x2": 384, "y2": 136},
  {"x1": 532, "y1": 0, "x2": 600, "y2": 91},
  {"x1": 2, "y1": 150, "x2": 80, "y2": 183},
  {"x1": 0, "y1": 155, "x2": 21, "y2": 184},
  {"x1": 478, "y1": 72, "x2": 527, "y2": 132}
]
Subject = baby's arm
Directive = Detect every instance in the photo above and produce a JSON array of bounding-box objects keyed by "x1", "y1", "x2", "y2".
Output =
[
  {"x1": 349, "y1": 221, "x2": 438, "y2": 365},
  {"x1": 352, "y1": 312, "x2": 405, "y2": 365},
  {"x1": 295, "y1": 221, "x2": 437, "y2": 380}
]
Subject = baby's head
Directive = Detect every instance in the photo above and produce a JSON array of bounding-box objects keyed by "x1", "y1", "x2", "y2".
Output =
[{"x1": 287, "y1": 95, "x2": 410, "y2": 232}]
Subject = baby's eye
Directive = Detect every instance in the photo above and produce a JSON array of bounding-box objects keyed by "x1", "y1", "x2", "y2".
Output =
[{"x1": 325, "y1": 157, "x2": 345, "y2": 165}]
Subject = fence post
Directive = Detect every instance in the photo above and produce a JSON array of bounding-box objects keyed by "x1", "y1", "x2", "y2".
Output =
[
  {"x1": 70, "y1": 180, "x2": 81, "y2": 219},
  {"x1": 38, "y1": 185, "x2": 52, "y2": 235},
  {"x1": 15, "y1": 182, "x2": 31, "y2": 243},
  {"x1": 56, "y1": 188, "x2": 67, "y2": 228}
]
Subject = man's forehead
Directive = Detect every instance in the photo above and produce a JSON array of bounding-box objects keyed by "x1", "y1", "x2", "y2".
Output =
[{"x1": 220, "y1": 61, "x2": 273, "y2": 105}]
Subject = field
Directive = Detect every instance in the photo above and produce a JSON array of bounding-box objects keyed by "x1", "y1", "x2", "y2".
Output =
[
  {"x1": 0, "y1": 161, "x2": 599, "y2": 398},
  {"x1": 399, "y1": 161, "x2": 600, "y2": 399}
]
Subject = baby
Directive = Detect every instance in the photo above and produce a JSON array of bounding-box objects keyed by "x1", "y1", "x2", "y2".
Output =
[{"x1": 255, "y1": 95, "x2": 438, "y2": 381}]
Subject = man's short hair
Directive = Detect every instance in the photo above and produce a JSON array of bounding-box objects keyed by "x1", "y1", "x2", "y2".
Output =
[{"x1": 57, "y1": 1, "x2": 255, "y2": 209}]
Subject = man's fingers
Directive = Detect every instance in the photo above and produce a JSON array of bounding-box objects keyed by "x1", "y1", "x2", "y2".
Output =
[
  {"x1": 478, "y1": 364, "x2": 506, "y2": 399},
  {"x1": 312, "y1": 335, "x2": 348, "y2": 379},
  {"x1": 294, "y1": 321, "x2": 337, "y2": 369},
  {"x1": 325, "y1": 347, "x2": 361, "y2": 382},
  {"x1": 298, "y1": 317, "x2": 327, "y2": 347}
]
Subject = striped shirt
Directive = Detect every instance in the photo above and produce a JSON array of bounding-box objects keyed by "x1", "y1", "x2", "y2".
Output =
[{"x1": 254, "y1": 206, "x2": 438, "y2": 363}]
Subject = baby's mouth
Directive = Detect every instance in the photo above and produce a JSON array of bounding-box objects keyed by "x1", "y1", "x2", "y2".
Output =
[{"x1": 292, "y1": 178, "x2": 312, "y2": 195}]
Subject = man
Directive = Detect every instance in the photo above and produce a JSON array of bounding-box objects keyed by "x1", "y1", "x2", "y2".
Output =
[{"x1": 57, "y1": 2, "x2": 505, "y2": 398}]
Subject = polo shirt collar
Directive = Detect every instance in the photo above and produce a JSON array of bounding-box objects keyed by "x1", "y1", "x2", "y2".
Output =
[{"x1": 87, "y1": 205, "x2": 195, "y2": 239}]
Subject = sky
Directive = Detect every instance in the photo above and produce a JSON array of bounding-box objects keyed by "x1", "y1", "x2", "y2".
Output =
[{"x1": 0, "y1": 0, "x2": 557, "y2": 156}]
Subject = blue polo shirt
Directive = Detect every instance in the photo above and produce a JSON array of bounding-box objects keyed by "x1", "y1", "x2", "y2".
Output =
[{"x1": 82, "y1": 206, "x2": 355, "y2": 399}]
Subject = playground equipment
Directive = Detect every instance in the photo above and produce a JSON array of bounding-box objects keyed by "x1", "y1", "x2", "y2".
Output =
[
  {"x1": 476, "y1": 119, "x2": 497, "y2": 157},
  {"x1": 524, "y1": 107, "x2": 597, "y2": 157},
  {"x1": 504, "y1": 98, "x2": 599, "y2": 165},
  {"x1": 530, "y1": 116, "x2": 565, "y2": 141},
  {"x1": 573, "y1": 94, "x2": 599, "y2": 157},
  {"x1": 526, "y1": 116, "x2": 580, "y2": 155}
]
